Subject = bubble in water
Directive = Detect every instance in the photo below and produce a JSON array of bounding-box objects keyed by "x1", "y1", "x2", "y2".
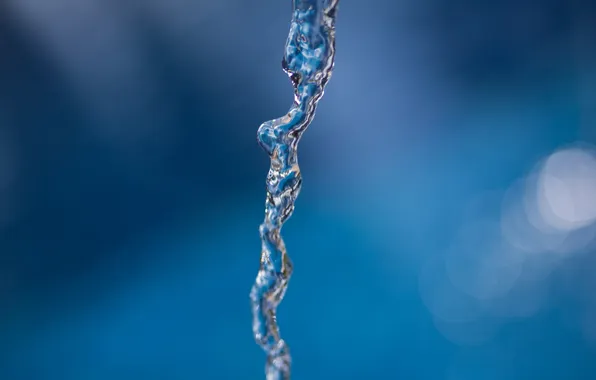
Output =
[
  {"x1": 419, "y1": 255, "x2": 485, "y2": 323},
  {"x1": 536, "y1": 145, "x2": 596, "y2": 231},
  {"x1": 445, "y1": 220, "x2": 524, "y2": 301},
  {"x1": 500, "y1": 178, "x2": 549, "y2": 254},
  {"x1": 501, "y1": 174, "x2": 576, "y2": 255},
  {"x1": 488, "y1": 276, "x2": 548, "y2": 319}
]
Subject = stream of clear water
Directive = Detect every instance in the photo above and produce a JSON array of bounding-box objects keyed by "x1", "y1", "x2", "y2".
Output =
[{"x1": 249, "y1": 1, "x2": 339, "y2": 379}]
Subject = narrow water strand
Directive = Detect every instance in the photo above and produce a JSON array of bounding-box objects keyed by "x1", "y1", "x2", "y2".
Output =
[{"x1": 249, "y1": 1, "x2": 339, "y2": 379}]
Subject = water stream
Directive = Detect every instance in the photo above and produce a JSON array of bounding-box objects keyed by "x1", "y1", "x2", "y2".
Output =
[{"x1": 249, "y1": 1, "x2": 339, "y2": 379}]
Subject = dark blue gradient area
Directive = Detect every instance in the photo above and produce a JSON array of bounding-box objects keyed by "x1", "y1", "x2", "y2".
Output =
[{"x1": 1, "y1": 1, "x2": 596, "y2": 379}]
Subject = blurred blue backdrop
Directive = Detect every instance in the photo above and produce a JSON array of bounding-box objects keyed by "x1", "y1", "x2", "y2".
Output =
[{"x1": 1, "y1": 0, "x2": 596, "y2": 379}]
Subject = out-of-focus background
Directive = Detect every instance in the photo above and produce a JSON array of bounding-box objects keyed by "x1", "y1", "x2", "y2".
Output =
[{"x1": 1, "y1": 0, "x2": 596, "y2": 379}]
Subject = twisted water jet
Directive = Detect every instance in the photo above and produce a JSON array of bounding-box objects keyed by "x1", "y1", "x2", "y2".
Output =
[{"x1": 249, "y1": 1, "x2": 339, "y2": 379}]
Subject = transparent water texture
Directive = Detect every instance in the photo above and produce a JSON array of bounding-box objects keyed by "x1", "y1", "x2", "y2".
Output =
[{"x1": 249, "y1": 1, "x2": 339, "y2": 379}]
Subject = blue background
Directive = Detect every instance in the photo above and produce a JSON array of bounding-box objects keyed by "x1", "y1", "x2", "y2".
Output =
[{"x1": 1, "y1": 0, "x2": 596, "y2": 379}]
